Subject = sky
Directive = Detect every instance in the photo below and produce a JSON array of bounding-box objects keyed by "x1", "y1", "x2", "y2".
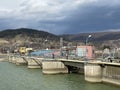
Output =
[{"x1": 0, "y1": 0, "x2": 120, "y2": 34}]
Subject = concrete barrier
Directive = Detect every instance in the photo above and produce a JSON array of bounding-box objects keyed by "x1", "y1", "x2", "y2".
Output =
[
  {"x1": 84, "y1": 62, "x2": 120, "y2": 85},
  {"x1": 16, "y1": 57, "x2": 27, "y2": 65},
  {"x1": 11, "y1": 56, "x2": 17, "y2": 63},
  {"x1": 28, "y1": 58, "x2": 42, "y2": 69},
  {"x1": 6, "y1": 56, "x2": 120, "y2": 86},
  {"x1": 42, "y1": 60, "x2": 68, "y2": 74},
  {"x1": 102, "y1": 64, "x2": 120, "y2": 86},
  {"x1": 8, "y1": 55, "x2": 12, "y2": 62},
  {"x1": 0, "y1": 54, "x2": 8, "y2": 62},
  {"x1": 84, "y1": 63, "x2": 102, "y2": 82}
]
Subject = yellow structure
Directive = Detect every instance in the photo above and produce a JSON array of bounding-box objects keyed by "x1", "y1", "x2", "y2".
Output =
[{"x1": 19, "y1": 47, "x2": 33, "y2": 55}]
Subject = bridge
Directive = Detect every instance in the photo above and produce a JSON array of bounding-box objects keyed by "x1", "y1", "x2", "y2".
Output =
[{"x1": 42, "y1": 58, "x2": 120, "y2": 86}]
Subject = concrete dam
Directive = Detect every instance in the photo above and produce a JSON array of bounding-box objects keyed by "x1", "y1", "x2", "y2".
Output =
[{"x1": 8, "y1": 55, "x2": 120, "y2": 86}]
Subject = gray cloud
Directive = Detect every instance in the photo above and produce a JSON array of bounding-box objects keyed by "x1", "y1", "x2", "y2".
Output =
[{"x1": 0, "y1": 0, "x2": 120, "y2": 34}]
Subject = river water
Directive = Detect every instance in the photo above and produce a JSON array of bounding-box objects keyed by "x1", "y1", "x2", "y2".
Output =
[{"x1": 0, "y1": 62, "x2": 119, "y2": 90}]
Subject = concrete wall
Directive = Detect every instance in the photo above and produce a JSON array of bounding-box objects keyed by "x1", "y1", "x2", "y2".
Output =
[
  {"x1": 84, "y1": 63, "x2": 102, "y2": 82},
  {"x1": 0, "y1": 54, "x2": 8, "y2": 62},
  {"x1": 11, "y1": 56, "x2": 17, "y2": 63},
  {"x1": 84, "y1": 63, "x2": 120, "y2": 85},
  {"x1": 16, "y1": 57, "x2": 27, "y2": 65},
  {"x1": 102, "y1": 65, "x2": 120, "y2": 86},
  {"x1": 6, "y1": 55, "x2": 120, "y2": 86},
  {"x1": 9, "y1": 55, "x2": 17, "y2": 63},
  {"x1": 42, "y1": 60, "x2": 68, "y2": 74},
  {"x1": 28, "y1": 58, "x2": 42, "y2": 69},
  {"x1": 8, "y1": 55, "x2": 12, "y2": 62}
]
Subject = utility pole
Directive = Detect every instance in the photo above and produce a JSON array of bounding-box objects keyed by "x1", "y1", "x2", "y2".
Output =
[
  {"x1": 85, "y1": 35, "x2": 92, "y2": 64},
  {"x1": 60, "y1": 37, "x2": 63, "y2": 56}
]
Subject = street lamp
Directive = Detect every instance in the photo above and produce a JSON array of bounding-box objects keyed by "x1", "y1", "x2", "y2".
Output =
[
  {"x1": 60, "y1": 37, "x2": 63, "y2": 56},
  {"x1": 85, "y1": 35, "x2": 92, "y2": 63},
  {"x1": 44, "y1": 39, "x2": 48, "y2": 50},
  {"x1": 45, "y1": 39, "x2": 48, "y2": 42},
  {"x1": 85, "y1": 35, "x2": 92, "y2": 46}
]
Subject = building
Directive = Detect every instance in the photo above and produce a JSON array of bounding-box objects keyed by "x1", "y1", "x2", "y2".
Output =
[{"x1": 76, "y1": 46, "x2": 94, "y2": 59}]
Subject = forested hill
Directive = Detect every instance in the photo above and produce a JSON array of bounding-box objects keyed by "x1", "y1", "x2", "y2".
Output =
[{"x1": 0, "y1": 28, "x2": 58, "y2": 40}]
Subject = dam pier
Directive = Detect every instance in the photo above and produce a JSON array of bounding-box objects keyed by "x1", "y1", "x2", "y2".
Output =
[{"x1": 7, "y1": 54, "x2": 120, "y2": 86}]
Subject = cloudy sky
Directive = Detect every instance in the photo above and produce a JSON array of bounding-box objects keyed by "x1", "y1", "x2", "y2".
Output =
[{"x1": 0, "y1": 0, "x2": 120, "y2": 34}]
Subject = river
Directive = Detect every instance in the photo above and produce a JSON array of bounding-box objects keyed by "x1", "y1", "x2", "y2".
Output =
[{"x1": 0, "y1": 62, "x2": 119, "y2": 90}]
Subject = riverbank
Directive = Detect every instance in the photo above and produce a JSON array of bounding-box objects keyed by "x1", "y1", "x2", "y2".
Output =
[{"x1": 0, "y1": 53, "x2": 8, "y2": 62}]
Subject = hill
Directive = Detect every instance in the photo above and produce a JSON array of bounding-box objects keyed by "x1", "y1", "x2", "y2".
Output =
[
  {"x1": 61, "y1": 31, "x2": 120, "y2": 49},
  {"x1": 0, "y1": 28, "x2": 61, "y2": 50},
  {"x1": 0, "y1": 28, "x2": 120, "y2": 51},
  {"x1": 61, "y1": 31, "x2": 120, "y2": 41},
  {"x1": 0, "y1": 28, "x2": 58, "y2": 40}
]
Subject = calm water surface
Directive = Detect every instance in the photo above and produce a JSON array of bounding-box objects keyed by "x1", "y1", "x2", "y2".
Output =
[{"x1": 0, "y1": 62, "x2": 119, "y2": 90}]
